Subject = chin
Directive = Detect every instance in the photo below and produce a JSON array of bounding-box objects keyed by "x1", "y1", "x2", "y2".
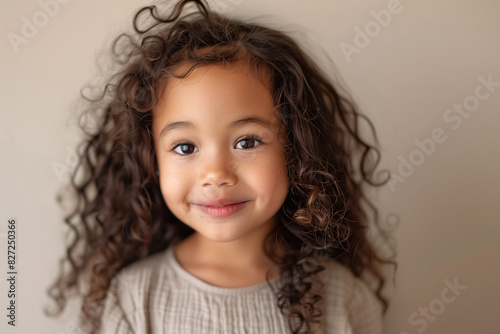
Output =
[{"x1": 198, "y1": 227, "x2": 248, "y2": 243}]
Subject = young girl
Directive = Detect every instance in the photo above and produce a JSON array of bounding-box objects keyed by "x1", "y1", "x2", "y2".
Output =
[{"x1": 45, "y1": 0, "x2": 394, "y2": 333}]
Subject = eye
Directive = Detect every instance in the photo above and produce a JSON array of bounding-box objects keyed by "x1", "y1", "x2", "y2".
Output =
[
  {"x1": 172, "y1": 142, "x2": 199, "y2": 155},
  {"x1": 235, "y1": 135, "x2": 263, "y2": 150}
]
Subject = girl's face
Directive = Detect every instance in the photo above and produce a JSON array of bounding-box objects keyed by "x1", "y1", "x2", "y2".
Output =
[{"x1": 152, "y1": 62, "x2": 289, "y2": 244}]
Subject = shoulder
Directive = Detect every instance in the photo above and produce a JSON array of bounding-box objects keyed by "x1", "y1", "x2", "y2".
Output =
[
  {"x1": 98, "y1": 249, "x2": 173, "y2": 333},
  {"x1": 111, "y1": 248, "x2": 172, "y2": 297},
  {"x1": 104, "y1": 249, "x2": 172, "y2": 314},
  {"x1": 316, "y1": 259, "x2": 384, "y2": 334},
  {"x1": 119, "y1": 249, "x2": 169, "y2": 282}
]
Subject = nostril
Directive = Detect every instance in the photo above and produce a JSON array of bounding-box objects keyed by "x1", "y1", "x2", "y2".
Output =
[
  {"x1": 201, "y1": 177, "x2": 237, "y2": 188},
  {"x1": 202, "y1": 179, "x2": 235, "y2": 188},
  {"x1": 199, "y1": 166, "x2": 238, "y2": 187}
]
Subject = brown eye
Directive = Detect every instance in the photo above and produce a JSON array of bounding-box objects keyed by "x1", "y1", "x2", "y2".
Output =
[
  {"x1": 173, "y1": 143, "x2": 198, "y2": 155},
  {"x1": 235, "y1": 136, "x2": 262, "y2": 150}
]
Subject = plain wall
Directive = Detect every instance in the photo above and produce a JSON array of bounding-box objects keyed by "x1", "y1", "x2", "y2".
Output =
[{"x1": 1, "y1": 0, "x2": 499, "y2": 333}]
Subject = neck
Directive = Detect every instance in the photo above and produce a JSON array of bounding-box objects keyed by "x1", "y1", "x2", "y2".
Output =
[{"x1": 174, "y1": 225, "x2": 286, "y2": 272}]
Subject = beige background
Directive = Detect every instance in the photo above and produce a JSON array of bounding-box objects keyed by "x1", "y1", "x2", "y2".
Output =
[{"x1": 1, "y1": 0, "x2": 499, "y2": 333}]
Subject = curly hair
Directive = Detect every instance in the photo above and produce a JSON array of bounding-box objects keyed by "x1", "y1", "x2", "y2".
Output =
[{"x1": 45, "y1": 1, "x2": 395, "y2": 333}]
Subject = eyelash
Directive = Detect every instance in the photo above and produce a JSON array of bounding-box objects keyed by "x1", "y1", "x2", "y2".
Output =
[{"x1": 170, "y1": 135, "x2": 263, "y2": 156}]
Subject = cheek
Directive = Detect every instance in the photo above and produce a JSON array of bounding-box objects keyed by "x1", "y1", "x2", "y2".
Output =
[
  {"x1": 254, "y1": 153, "x2": 289, "y2": 199},
  {"x1": 158, "y1": 163, "x2": 190, "y2": 205}
]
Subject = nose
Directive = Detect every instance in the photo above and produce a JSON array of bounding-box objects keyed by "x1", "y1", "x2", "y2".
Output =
[{"x1": 198, "y1": 151, "x2": 238, "y2": 188}]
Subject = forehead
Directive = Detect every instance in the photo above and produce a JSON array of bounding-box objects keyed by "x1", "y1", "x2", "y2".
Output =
[
  {"x1": 168, "y1": 60, "x2": 271, "y2": 87},
  {"x1": 158, "y1": 61, "x2": 272, "y2": 100},
  {"x1": 153, "y1": 61, "x2": 279, "y2": 127}
]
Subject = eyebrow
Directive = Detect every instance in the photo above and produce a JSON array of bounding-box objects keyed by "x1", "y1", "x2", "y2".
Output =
[{"x1": 159, "y1": 116, "x2": 275, "y2": 138}]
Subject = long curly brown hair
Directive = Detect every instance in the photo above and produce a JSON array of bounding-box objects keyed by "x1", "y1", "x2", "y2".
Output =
[{"x1": 45, "y1": 1, "x2": 395, "y2": 333}]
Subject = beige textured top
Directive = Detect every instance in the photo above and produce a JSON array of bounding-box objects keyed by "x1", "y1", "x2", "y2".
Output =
[{"x1": 98, "y1": 245, "x2": 383, "y2": 333}]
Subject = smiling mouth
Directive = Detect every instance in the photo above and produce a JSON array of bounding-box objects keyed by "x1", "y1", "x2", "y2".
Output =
[{"x1": 194, "y1": 201, "x2": 249, "y2": 218}]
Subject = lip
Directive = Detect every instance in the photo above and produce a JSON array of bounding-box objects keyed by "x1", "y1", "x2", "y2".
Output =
[
  {"x1": 193, "y1": 200, "x2": 249, "y2": 218},
  {"x1": 198, "y1": 198, "x2": 248, "y2": 207}
]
